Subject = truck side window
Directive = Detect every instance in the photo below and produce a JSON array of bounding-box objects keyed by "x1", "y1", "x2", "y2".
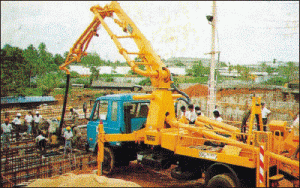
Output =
[
  {"x1": 92, "y1": 100, "x2": 108, "y2": 121},
  {"x1": 92, "y1": 102, "x2": 100, "y2": 120},
  {"x1": 137, "y1": 103, "x2": 149, "y2": 117},
  {"x1": 111, "y1": 101, "x2": 118, "y2": 121}
]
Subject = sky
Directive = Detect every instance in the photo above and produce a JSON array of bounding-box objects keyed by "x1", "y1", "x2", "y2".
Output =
[{"x1": 1, "y1": 1, "x2": 299, "y2": 65}]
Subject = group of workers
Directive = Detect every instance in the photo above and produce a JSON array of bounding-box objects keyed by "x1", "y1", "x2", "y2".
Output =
[
  {"x1": 1, "y1": 111, "x2": 42, "y2": 147},
  {"x1": 179, "y1": 104, "x2": 222, "y2": 124},
  {"x1": 178, "y1": 102, "x2": 276, "y2": 131},
  {"x1": 178, "y1": 102, "x2": 299, "y2": 135},
  {"x1": 1, "y1": 107, "x2": 80, "y2": 157}
]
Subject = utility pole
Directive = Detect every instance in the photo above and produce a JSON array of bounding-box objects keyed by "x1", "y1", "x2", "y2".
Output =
[{"x1": 207, "y1": 1, "x2": 217, "y2": 118}]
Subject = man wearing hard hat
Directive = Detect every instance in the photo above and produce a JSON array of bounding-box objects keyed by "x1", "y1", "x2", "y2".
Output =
[
  {"x1": 12, "y1": 113, "x2": 22, "y2": 141},
  {"x1": 63, "y1": 126, "x2": 73, "y2": 155}
]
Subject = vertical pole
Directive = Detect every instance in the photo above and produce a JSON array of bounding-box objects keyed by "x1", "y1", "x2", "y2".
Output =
[
  {"x1": 208, "y1": 1, "x2": 217, "y2": 118},
  {"x1": 97, "y1": 121, "x2": 104, "y2": 176},
  {"x1": 58, "y1": 74, "x2": 70, "y2": 141}
]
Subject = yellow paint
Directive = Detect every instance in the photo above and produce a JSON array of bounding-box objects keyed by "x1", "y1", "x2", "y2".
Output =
[
  {"x1": 60, "y1": 2, "x2": 299, "y2": 186},
  {"x1": 221, "y1": 145, "x2": 242, "y2": 156}
]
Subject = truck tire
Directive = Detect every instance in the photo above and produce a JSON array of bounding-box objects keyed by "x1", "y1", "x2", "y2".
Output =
[
  {"x1": 207, "y1": 173, "x2": 236, "y2": 187},
  {"x1": 171, "y1": 167, "x2": 202, "y2": 181},
  {"x1": 102, "y1": 147, "x2": 115, "y2": 175}
]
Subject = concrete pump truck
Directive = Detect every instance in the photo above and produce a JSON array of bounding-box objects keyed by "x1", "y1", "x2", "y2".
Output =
[{"x1": 59, "y1": 2, "x2": 299, "y2": 187}]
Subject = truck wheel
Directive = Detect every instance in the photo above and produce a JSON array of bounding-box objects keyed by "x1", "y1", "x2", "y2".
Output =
[
  {"x1": 171, "y1": 167, "x2": 202, "y2": 181},
  {"x1": 102, "y1": 147, "x2": 115, "y2": 175},
  {"x1": 207, "y1": 173, "x2": 236, "y2": 187}
]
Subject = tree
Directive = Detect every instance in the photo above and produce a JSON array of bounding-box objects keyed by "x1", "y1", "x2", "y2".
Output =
[
  {"x1": 188, "y1": 61, "x2": 210, "y2": 77},
  {"x1": 219, "y1": 61, "x2": 228, "y2": 67},
  {"x1": 22, "y1": 44, "x2": 39, "y2": 80},
  {"x1": 53, "y1": 54, "x2": 65, "y2": 67},
  {"x1": 1, "y1": 45, "x2": 29, "y2": 96},
  {"x1": 261, "y1": 62, "x2": 267, "y2": 72},
  {"x1": 36, "y1": 72, "x2": 62, "y2": 96},
  {"x1": 37, "y1": 42, "x2": 54, "y2": 75}
]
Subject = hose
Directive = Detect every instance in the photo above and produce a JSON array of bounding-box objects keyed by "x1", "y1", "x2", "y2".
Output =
[
  {"x1": 170, "y1": 73, "x2": 190, "y2": 105},
  {"x1": 58, "y1": 74, "x2": 70, "y2": 141}
]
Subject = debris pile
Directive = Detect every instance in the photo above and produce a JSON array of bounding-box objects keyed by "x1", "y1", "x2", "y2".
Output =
[{"x1": 27, "y1": 173, "x2": 141, "y2": 187}]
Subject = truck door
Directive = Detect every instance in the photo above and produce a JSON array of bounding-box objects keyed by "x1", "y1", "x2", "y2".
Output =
[
  {"x1": 130, "y1": 102, "x2": 149, "y2": 132},
  {"x1": 87, "y1": 100, "x2": 109, "y2": 149}
]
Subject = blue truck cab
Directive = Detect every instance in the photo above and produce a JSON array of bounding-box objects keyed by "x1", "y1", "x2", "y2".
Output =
[{"x1": 87, "y1": 93, "x2": 149, "y2": 153}]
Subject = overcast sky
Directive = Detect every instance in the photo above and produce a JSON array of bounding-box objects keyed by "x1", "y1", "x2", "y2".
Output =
[{"x1": 1, "y1": 1, "x2": 299, "y2": 65}]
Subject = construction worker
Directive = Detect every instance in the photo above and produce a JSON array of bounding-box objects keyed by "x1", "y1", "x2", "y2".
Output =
[
  {"x1": 33, "y1": 111, "x2": 42, "y2": 136},
  {"x1": 195, "y1": 106, "x2": 202, "y2": 116},
  {"x1": 1, "y1": 118, "x2": 13, "y2": 148},
  {"x1": 70, "y1": 107, "x2": 79, "y2": 127},
  {"x1": 261, "y1": 103, "x2": 271, "y2": 131},
  {"x1": 186, "y1": 104, "x2": 197, "y2": 124},
  {"x1": 12, "y1": 113, "x2": 22, "y2": 141},
  {"x1": 213, "y1": 110, "x2": 223, "y2": 122},
  {"x1": 48, "y1": 117, "x2": 60, "y2": 145},
  {"x1": 25, "y1": 111, "x2": 33, "y2": 136},
  {"x1": 179, "y1": 106, "x2": 189, "y2": 124},
  {"x1": 36, "y1": 132, "x2": 48, "y2": 155},
  {"x1": 63, "y1": 126, "x2": 73, "y2": 155},
  {"x1": 83, "y1": 102, "x2": 87, "y2": 119}
]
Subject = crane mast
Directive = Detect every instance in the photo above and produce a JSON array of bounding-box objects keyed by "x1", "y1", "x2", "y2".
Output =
[{"x1": 60, "y1": 1, "x2": 179, "y2": 131}]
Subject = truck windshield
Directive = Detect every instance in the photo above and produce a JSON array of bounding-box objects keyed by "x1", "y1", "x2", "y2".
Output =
[{"x1": 92, "y1": 100, "x2": 108, "y2": 120}]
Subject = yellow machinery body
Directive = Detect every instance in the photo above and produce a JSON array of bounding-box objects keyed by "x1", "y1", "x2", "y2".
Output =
[{"x1": 60, "y1": 1, "x2": 299, "y2": 187}]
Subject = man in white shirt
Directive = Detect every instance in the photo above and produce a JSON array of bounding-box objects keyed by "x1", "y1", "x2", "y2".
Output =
[
  {"x1": 25, "y1": 111, "x2": 33, "y2": 135},
  {"x1": 12, "y1": 113, "x2": 22, "y2": 141},
  {"x1": 213, "y1": 110, "x2": 223, "y2": 122},
  {"x1": 261, "y1": 103, "x2": 271, "y2": 131},
  {"x1": 186, "y1": 104, "x2": 197, "y2": 124},
  {"x1": 63, "y1": 126, "x2": 73, "y2": 155},
  {"x1": 1, "y1": 118, "x2": 13, "y2": 147},
  {"x1": 33, "y1": 111, "x2": 42, "y2": 136}
]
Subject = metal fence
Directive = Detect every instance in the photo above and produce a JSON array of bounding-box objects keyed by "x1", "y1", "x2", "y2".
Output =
[{"x1": 1, "y1": 147, "x2": 97, "y2": 187}]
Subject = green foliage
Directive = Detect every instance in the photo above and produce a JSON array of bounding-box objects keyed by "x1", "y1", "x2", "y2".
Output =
[
  {"x1": 188, "y1": 61, "x2": 210, "y2": 77},
  {"x1": 80, "y1": 52, "x2": 107, "y2": 66},
  {"x1": 138, "y1": 77, "x2": 151, "y2": 86},
  {"x1": 262, "y1": 77, "x2": 289, "y2": 86},
  {"x1": 75, "y1": 78, "x2": 90, "y2": 87},
  {"x1": 36, "y1": 72, "x2": 63, "y2": 96},
  {"x1": 1, "y1": 45, "x2": 29, "y2": 96},
  {"x1": 105, "y1": 75, "x2": 114, "y2": 82},
  {"x1": 70, "y1": 71, "x2": 80, "y2": 78},
  {"x1": 184, "y1": 76, "x2": 208, "y2": 84},
  {"x1": 94, "y1": 93, "x2": 105, "y2": 98},
  {"x1": 172, "y1": 76, "x2": 179, "y2": 87},
  {"x1": 175, "y1": 62, "x2": 185, "y2": 67},
  {"x1": 219, "y1": 61, "x2": 228, "y2": 67}
]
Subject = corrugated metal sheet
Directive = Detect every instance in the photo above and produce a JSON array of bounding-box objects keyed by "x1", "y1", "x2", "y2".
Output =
[{"x1": 1, "y1": 96, "x2": 56, "y2": 104}]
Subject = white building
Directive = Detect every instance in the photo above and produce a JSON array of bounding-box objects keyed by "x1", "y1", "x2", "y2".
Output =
[
  {"x1": 115, "y1": 67, "x2": 131, "y2": 74},
  {"x1": 98, "y1": 66, "x2": 112, "y2": 74},
  {"x1": 168, "y1": 67, "x2": 186, "y2": 75},
  {"x1": 69, "y1": 65, "x2": 91, "y2": 75}
]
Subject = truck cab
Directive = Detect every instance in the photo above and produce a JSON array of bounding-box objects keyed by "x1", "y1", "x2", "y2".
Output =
[{"x1": 87, "y1": 93, "x2": 149, "y2": 153}]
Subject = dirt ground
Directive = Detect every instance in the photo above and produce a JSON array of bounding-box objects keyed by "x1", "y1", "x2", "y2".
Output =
[
  {"x1": 70, "y1": 161, "x2": 295, "y2": 187},
  {"x1": 71, "y1": 162, "x2": 204, "y2": 187}
]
